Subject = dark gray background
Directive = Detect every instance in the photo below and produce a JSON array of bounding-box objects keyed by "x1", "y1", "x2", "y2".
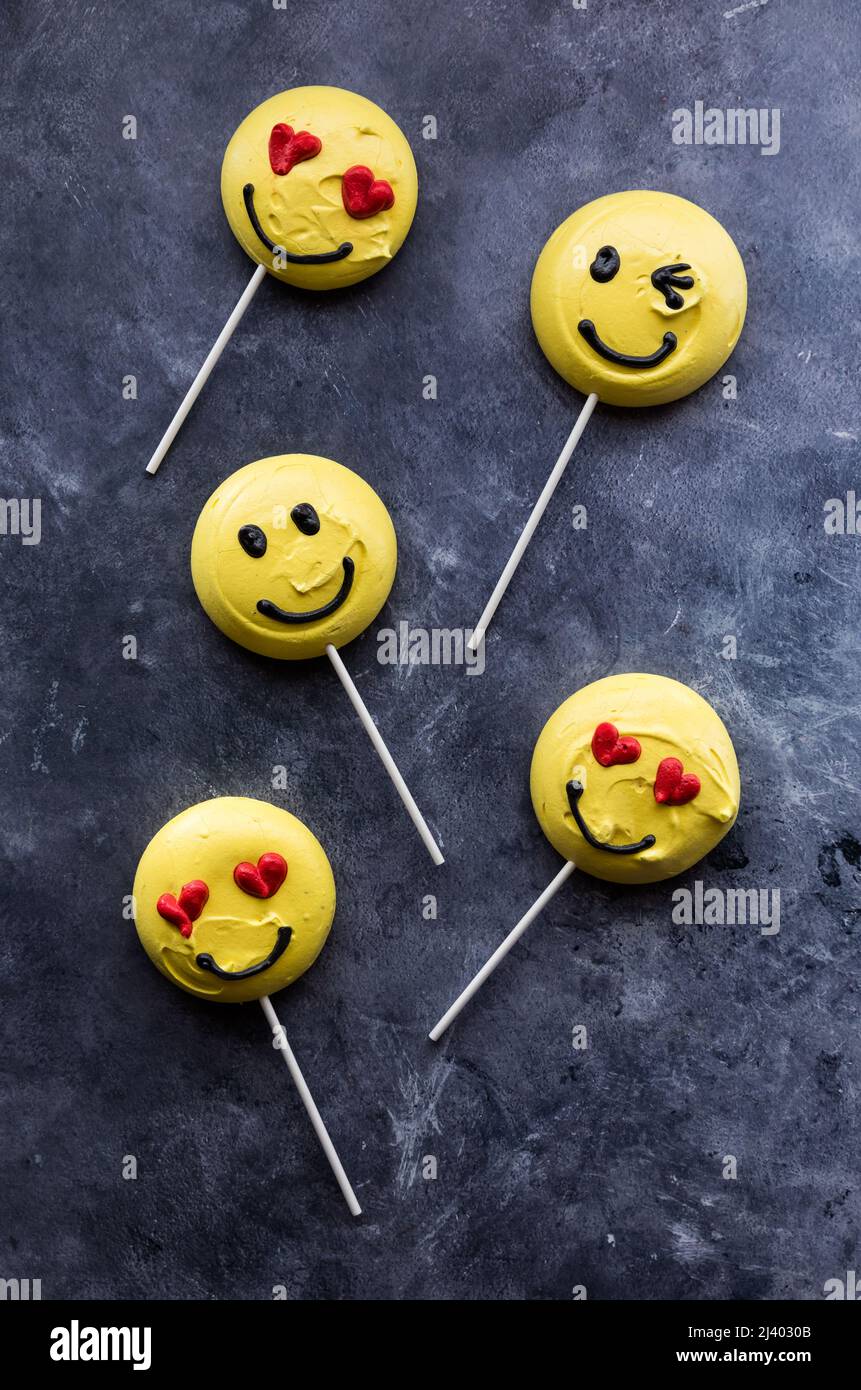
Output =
[{"x1": 2, "y1": 0, "x2": 858, "y2": 1301}]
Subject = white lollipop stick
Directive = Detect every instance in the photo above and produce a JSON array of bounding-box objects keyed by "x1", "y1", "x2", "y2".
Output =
[
  {"x1": 259, "y1": 994, "x2": 361, "y2": 1217},
  {"x1": 146, "y1": 264, "x2": 267, "y2": 475},
  {"x1": 468, "y1": 392, "x2": 598, "y2": 651},
  {"x1": 326, "y1": 644, "x2": 444, "y2": 866},
  {"x1": 429, "y1": 858, "x2": 575, "y2": 1040}
]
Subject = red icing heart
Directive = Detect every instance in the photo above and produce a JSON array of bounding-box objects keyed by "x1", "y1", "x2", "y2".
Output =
[
  {"x1": 234, "y1": 852, "x2": 288, "y2": 898},
  {"x1": 654, "y1": 757, "x2": 701, "y2": 806},
  {"x1": 341, "y1": 165, "x2": 395, "y2": 219},
  {"x1": 591, "y1": 721, "x2": 642, "y2": 767},
  {"x1": 157, "y1": 879, "x2": 209, "y2": 938},
  {"x1": 268, "y1": 123, "x2": 322, "y2": 175}
]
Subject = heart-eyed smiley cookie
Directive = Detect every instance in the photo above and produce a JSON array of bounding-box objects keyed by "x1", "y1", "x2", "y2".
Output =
[
  {"x1": 191, "y1": 454, "x2": 397, "y2": 660},
  {"x1": 531, "y1": 191, "x2": 747, "y2": 407},
  {"x1": 530, "y1": 673, "x2": 740, "y2": 884},
  {"x1": 133, "y1": 797, "x2": 335, "y2": 1003},
  {"x1": 220, "y1": 85, "x2": 418, "y2": 290}
]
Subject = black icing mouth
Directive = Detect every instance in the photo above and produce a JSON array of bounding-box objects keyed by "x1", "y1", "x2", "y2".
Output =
[
  {"x1": 257, "y1": 556, "x2": 354, "y2": 625},
  {"x1": 566, "y1": 780, "x2": 656, "y2": 856},
  {"x1": 255, "y1": 553, "x2": 353, "y2": 625},
  {"x1": 577, "y1": 319, "x2": 677, "y2": 369},
  {"x1": 196, "y1": 924, "x2": 293, "y2": 980},
  {"x1": 243, "y1": 184, "x2": 353, "y2": 264}
]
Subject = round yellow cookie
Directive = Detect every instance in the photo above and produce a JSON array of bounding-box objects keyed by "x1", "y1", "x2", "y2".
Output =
[
  {"x1": 191, "y1": 454, "x2": 397, "y2": 660},
  {"x1": 133, "y1": 797, "x2": 335, "y2": 1003},
  {"x1": 531, "y1": 191, "x2": 747, "y2": 408},
  {"x1": 221, "y1": 85, "x2": 418, "y2": 290},
  {"x1": 530, "y1": 673, "x2": 740, "y2": 885}
]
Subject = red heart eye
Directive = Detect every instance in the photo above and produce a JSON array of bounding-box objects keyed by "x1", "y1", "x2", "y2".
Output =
[
  {"x1": 591, "y1": 721, "x2": 642, "y2": 767},
  {"x1": 341, "y1": 164, "x2": 395, "y2": 219},
  {"x1": 268, "y1": 123, "x2": 322, "y2": 175},
  {"x1": 157, "y1": 880, "x2": 209, "y2": 938},
  {"x1": 178, "y1": 880, "x2": 209, "y2": 919},
  {"x1": 233, "y1": 852, "x2": 288, "y2": 898},
  {"x1": 654, "y1": 757, "x2": 701, "y2": 806}
]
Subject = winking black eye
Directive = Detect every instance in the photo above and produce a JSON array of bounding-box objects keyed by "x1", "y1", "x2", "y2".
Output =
[
  {"x1": 238, "y1": 524, "x2": 267, "y2": 558},
  {"x1": 590, "y1": 245, "x2": 620, "y2": 283},
  {"x1": 651, "y1": 263, "x2": 694, "y2": 309}
]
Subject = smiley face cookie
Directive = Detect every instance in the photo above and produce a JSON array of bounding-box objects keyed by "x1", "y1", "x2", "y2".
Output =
[
  {"x1": 191, "y1": 454, "x2": 397, "y2": 660},
  {"x1": 133, "y1": 797, "x2": 335, "y2": 1003},
  {"x1": 531, "y1": 191, "x2": 747, "y2": 408},
  {"x1": 530, "y1": 673, "x2": 740, "y2": 885},
  {"x1": 220, "y1": 85, "x2": 418, "y2": 290}
]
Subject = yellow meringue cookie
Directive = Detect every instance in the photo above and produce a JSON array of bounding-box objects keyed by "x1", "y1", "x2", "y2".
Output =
[
  {"x1": 221, "y1": 85, "x2": 418, "y2": 290},
  {"x1": 133, "y1": 797, "x2": 335, "y2": 1003},
  {"x1": 190, "y1": 454, "x2": 397, "y2": 660},
  {"x1": 530, "y1": 673, "x2": 740, "y2": 885},
  {"x1": 531, "y1": 191, "x2": 747, "y2": 407}
]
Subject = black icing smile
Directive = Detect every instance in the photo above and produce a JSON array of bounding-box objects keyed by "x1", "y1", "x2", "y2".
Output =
[
  {"x1": 257, "y1": 556, "x2": 355, "y2": 624},
  {"x1": 196, "y1": 924, "x2": 293, "y2": 980},
  {"x1": 577, "y1": 320, "x2": 677, "y2": 369},
  {"x1": 243, "y1": 184, "x2": 353, "y2": 264},
  {"x1": 566, "y1": 780, "x2": 656, "y2": 856}
]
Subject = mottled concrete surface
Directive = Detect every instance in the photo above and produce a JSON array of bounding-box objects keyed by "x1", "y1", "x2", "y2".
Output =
[{"x1": 1, "y1": 0, "x2": 859, "y2": 1301}]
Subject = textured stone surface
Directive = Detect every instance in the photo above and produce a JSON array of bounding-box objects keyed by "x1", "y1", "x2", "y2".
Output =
[{"x1": 1, "y1": 0, "x2": 859, "y2": 1301}]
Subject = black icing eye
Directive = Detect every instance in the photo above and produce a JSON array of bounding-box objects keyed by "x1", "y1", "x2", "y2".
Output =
[
  {"x1": 238, "y1": 524, "x2": 267, "y2": 558},
  {"x1": 651, "y1": 263, "x2": 694, "y2": 310},
  {"x1": 590, "y1": 245, "x2": 620, "y2": 283},
  {"x1": 291, "y1": 503, "x2": 320, "y2": 536}
]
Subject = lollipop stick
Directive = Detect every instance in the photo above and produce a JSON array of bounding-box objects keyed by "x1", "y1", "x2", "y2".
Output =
[
  {"x1": 468, "y1": 393, "x2": 598, "y2": 650},
  {"x1": 145, "y1": 263, "x2": 267, "y2": 476},
  {"x1": 429, "y1": 859, "x2": 575, "y2": 1040},
  {"x1": 259, "y1": 995, "x2": 361, "y2": 1217},
  {"x1": 326, "y1": 644, "x2": 444, "y2": 866}
]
